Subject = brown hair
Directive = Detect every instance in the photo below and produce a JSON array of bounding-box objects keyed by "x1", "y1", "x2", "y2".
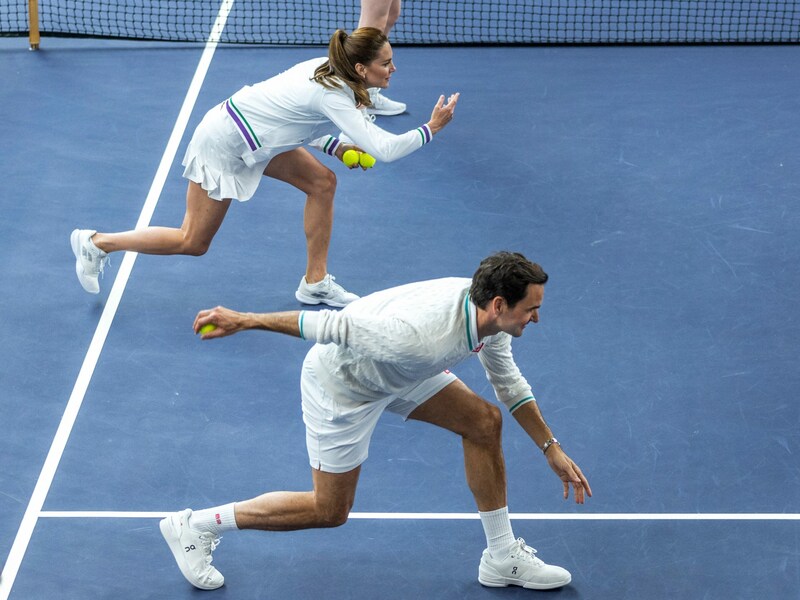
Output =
[
  {"x1": 313, "y1": 27, "x2": 389, "y2": 108},
  {"x1": 470, "y1": 252, "x2": 549, "y2": 309}
]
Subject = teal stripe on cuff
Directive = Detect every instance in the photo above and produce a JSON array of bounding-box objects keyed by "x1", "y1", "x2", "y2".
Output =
[
  {"x1": 508, "y1": 396, "x2": 534, "y2": 413},
  {"x1": 299, "y1": 312, "x2": 306, "y2": 340}
]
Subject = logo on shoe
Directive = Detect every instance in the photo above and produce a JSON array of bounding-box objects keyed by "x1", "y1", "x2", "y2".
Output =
[
  {"x1": 215, "y1": 513, "x2": 222, "y2": 525},
  {"x1": 512, "y1": 566, "x2": 518, "y2": 575},
  {"x1": 185, "y1": 544, "x2": 197, "y2": 552}
]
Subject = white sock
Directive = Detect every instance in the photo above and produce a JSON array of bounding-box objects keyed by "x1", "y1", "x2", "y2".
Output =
[
  {"x1": 188, "y1": 502, "x2": 239, "y2": 536},
  {"x1": 479, "y1": 507, "x2": 516, "y2": 558}
]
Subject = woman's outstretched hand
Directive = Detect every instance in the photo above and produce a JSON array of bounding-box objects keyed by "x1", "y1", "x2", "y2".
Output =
[{"x1": 427, "y1": 93, "x2": 460, "y2": 134}]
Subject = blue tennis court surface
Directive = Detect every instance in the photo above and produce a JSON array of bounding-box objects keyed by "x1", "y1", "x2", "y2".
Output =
[{"x1": 1, "y1": 33, "x2": 799, "y2": 599}]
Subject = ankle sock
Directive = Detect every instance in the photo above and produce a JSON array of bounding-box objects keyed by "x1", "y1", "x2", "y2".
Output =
[
  {"x1": 479, "y1": 507, "x2": 516, "y2": 558},
  {"x1": 188, "y1": 502, "x2": 239, "y2": 536}
]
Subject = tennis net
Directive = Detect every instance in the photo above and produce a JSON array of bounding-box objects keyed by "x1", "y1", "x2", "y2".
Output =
[{"x1": 2, "y1": 1, "x2": 799, "y2": 45}]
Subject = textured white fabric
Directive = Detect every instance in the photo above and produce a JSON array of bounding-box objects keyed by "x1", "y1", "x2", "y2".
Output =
[{"x1": 299, "y1": 278, "x2": 535, "y2": 412}]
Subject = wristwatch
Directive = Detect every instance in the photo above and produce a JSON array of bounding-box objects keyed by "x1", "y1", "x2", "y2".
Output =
[{"x1": 541, "y1": 437, "x2": 559, "y2": 454}]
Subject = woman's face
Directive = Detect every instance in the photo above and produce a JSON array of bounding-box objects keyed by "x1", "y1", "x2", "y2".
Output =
[{"x1": 359, "y1": 43, "x2": 396, "y2": 89}]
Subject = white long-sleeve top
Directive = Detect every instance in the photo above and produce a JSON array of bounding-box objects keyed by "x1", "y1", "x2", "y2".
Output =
[
  {"x1": 224, "y1": 57, "x2": 433, "y2": 167},
  {"x1": 298, "y1": 278, "x2": 536, "y2": 413}
]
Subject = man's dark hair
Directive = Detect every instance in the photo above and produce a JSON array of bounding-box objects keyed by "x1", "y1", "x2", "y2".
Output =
[{"x1": 469, "y1": 251, "x2": 548, "y2": 309}]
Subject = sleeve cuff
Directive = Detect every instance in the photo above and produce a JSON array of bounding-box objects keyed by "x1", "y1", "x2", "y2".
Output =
[
  {"x1": 416, "y1": 124, "x2": 432, "y2": 145},
  {"x1": 321, "y1": 136, "x2": 341, "y2": 157},
  {"x1": 504, "y1": 395, "x2": 535, "y2": 414},
  {"x1": 298, "y1": 310, "x2": 321, "y2": 341}
]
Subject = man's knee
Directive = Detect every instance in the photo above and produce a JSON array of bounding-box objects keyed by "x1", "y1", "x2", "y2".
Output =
[
  {"x1": 466, "y1": 400, "x2": 503, "y2": 446},
  {"x1": 311, "y1": 466, "x2": 359, "y2": 528},
  {"x1": 316, "y1": 500, "x2": 352, "y2": 528}
]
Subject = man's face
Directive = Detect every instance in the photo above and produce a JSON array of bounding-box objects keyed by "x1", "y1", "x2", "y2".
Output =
[{"x1": 497, "y1": 284, "x2": 544, "y2": 337}]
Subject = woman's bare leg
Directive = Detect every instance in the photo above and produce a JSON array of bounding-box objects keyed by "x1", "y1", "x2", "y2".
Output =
[
  {"x1": 264, "y1": 148, "x2": 337, "y2": 284},
  {"x1": 91, "y1": 181, "x2": 231, "y2": 256}
]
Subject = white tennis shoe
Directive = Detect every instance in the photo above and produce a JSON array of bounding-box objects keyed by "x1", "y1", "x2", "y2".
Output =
[
  {"x1": 367, "y1": 88, "x2": 406, "y2": 116},
  {"x1": 295, "y1": 274, "x2": 359, "y2": 307},
  {"x1": 160, "y1": 509, "x2": 224, "y2": 590},
  {"x1": 478, "y1": 538, "x2": 572, "y2": 590},
  {"x1": 70, "y1": 229, "x2": 109, "y2": 294}
]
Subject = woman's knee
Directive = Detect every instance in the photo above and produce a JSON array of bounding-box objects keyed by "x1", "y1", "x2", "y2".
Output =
[
  {"x1": 182, "y1": 184, "x2": 230, "y2": 255},
  {"x1": 181, "y1": 235, "x2": 213, "y2": 256},
  {"x1": 308, "y1": 166, "x2": 337, "y2": 199}
]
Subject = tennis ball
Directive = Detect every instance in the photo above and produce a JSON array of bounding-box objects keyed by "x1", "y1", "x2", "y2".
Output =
[
  {"x1": 199, "y1": 323, "x2": 217, "y2": 335},
  {"x1": 359, "y1": 152, "x2": 376, "y2": 169},
  {"x1": 342, "y1": 149, "x2": 360, "y2": 167}
]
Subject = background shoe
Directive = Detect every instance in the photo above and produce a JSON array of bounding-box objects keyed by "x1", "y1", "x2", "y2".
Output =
[
  {"x1": 70, "y1": 229, "x2": 108, "y2": 294},
  {"x1": 295, "y1": 274, "x2": 359, "y2": 307},
  {"x1": 367, "y1": 88, "x2": 406, "y2": 116},
  {"x1": 159, "y1": 509, "x2": 224, "y2": 591},
  {"x1": 478, "y1": 538, "x2": 571, "y2": 590}
]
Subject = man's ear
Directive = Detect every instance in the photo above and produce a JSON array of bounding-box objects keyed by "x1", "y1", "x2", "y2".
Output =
[{"x1": 490, "y1": 296, "x2": 506, "y2": 316}]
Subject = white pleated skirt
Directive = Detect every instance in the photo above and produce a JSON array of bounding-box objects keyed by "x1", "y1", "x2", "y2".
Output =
[{"x1": 181, "y1": 102, "x2": 270, "y2": 201}]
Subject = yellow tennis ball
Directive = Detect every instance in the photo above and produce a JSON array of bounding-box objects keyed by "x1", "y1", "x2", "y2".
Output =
[
  {"x1": 199, "y1": 323, "x2": 217, "y2": 335},
  {"x1": 359, "y1": 153, "x2": 376, "y2": 169},
  {"x1": 342, "y1": 149, "x2": 360, "y2": 167}
]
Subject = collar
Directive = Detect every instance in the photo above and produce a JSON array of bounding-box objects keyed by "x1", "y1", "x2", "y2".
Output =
[{"x1": 463, "y1": 292, "x2": 482, "y2": 352}]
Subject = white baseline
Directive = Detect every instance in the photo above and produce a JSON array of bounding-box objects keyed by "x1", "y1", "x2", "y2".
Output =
[{"x1": 38, "y1": 511, "x2": 800, "y2": 521}]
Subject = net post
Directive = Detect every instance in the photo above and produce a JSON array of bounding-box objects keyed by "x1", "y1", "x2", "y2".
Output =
[{"x1": 28, "y1": 0, "x2": 40, "y2": 50}]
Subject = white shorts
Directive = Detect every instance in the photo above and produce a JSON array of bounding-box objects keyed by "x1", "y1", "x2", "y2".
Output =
[
  {"x1": 300, "y1": 355, "x2": 458, "y2": 473},
  {"x1": 181, "y1": 102, "x2": 270, "y2": 201}
]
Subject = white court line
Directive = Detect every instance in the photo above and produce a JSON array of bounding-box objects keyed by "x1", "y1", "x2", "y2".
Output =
[
  {"x1": 0, "y1": 3, "x2": 235, "y2": 598},
  {"x1": 38, "y1": 511, "x2": 800, "y2": 521}
]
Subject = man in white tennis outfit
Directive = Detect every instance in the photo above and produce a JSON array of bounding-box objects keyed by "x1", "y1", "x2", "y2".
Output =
[{"x1": 160, "y1": 251, "x2": 592, "y2": 591}]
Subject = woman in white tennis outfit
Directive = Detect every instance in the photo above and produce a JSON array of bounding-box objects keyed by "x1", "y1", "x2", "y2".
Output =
[{"x1": 70, "y1": 27, "x2": 459, "y2": 306}]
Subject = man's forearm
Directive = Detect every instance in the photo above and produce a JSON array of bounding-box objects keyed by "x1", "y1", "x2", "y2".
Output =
[
  {"x1": 511, "y1": 401, "x2": 555, "y2": 451},
  {"x1": 237, "y1": 311, "x2": 303, "y2": 337}
]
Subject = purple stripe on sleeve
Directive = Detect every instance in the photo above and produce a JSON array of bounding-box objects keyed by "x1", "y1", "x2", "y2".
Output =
[
  {"x1": 422, "y1": 124, "x2": 432, "y2": 144},
  {"x1": 327, "y1": 137, "x2": 340, "y2": 156},
  {"x1": 225, "y1": 101, "x2": 258, "y2": 151}
]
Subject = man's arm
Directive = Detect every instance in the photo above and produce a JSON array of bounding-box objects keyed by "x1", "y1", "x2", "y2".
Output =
[
  {"x1": 193, "y1": 306, "x2": 302, "y2": 339},
  {"x1": 511, "y1": 401, "x2": 593, "y2": 505}
]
